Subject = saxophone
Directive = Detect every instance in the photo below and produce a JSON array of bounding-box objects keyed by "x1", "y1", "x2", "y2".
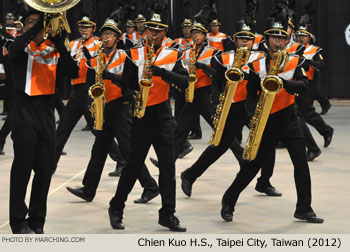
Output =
[
  {"x1": 185, "y1": 39, "x2": 197, "y2": 103},
  {"x1": 133, "y1": 36, "x2": 156, "y2": 118},
  {"x1": 242, "y1": 49, "x2": 289, "y2": 161},
  {"x1": 209, "y1": 47, "x2": 250, "y2": 146},
  {"x1": 88, "y1": 41, "x2": 105, "y2": 130}
]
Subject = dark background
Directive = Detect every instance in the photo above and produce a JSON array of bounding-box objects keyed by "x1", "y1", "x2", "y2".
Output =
[{"x1": 1, "y1": 0, "x2": 350, "y2": 98}]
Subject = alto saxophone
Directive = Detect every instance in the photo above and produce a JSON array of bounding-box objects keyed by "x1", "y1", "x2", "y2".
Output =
[
  {"x1": 88, "y1": 41, "x2": 105, "y2": 130},
  {"x1": 185, "y1": 39, "x2": 197, "y2": 103},
  {"x1": 133, "y1": 36, "x2": 156, "y2": 118},
  {"x1": 209, "y1": 47, "x2": 250, "y2": 146},
  {"x1": 242, "y1": 49, "x2": 289, "y2": 161}
]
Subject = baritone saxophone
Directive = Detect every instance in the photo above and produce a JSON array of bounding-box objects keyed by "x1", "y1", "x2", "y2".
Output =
[
  {"x1": 133, "y1": 36, "x2": 156, "y2": 118},
  {"x1": 242, "y1": 49, "x2": 289, "y2": 161},
  {"x1": 185, "y1": 39, "x2": 197, "y2": 103},
  {"x1": 209, "y1": 47, "x2": 250, "y2": 146},
  {"x1": 88, "y1": 41, "x2": 105, "y2": 130}
]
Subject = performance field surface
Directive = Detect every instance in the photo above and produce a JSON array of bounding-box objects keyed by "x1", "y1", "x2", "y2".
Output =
[{"x1": 0, "y1": 100, "x2": 349, "y2": 234}]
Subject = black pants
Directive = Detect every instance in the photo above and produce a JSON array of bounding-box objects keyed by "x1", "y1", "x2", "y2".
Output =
[
  {"x1": 297, "y1": 87, "x2": 332, "y2": 137},
  {"x1": 10, "y1": 92, "x2": 55, "y2": 233},
  {"x1": 174, "y1": 90, "x2": 201, "y2": 135},
  {"x1": 184, "y1": 101, "x2": 246, "y2": 183},
  {"x1": 174, "y1": 87, "x2": 244, "y2": 164},
  {"x1": 110, "y1": 101, "x2": 176, "y2": 217},
  {"x1": 54, "y1": 84, "x2": 120, "y2": 168},
  {"x1": 223, "y1": 105, "x2": 313, "y2": 215},
  {"x1": 82, "y1": 99, "x2": 158, "y2": 198},
  {"x1": 0, "y1": 112, "x2": 11, "y2": 147}
]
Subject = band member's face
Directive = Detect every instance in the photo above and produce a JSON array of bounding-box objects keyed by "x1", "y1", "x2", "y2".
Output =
[
  {"x1": 182, "y1": 26, "x2": 191, "y2": 38},
  {"x1": 145, "y1": 28, "x2": 166, "y2": 46},
  {"x1": 5, "y1": 19, "x2": 15, "y2": 26},
  {"x1": 235, "y1": 37, "x2": 254, "y2": 50},
  {"x1": 210, "y1": 25, "x2": 219, "y2": 34},
  {"x1": 23, "y1": 14, "x2": 40, "y2": 33},
  {"x1": 126, "y1": 26, "x2": 135, "y2": 34},
  {"x1": 78, "y1": 26, "x2": 95, "y2": 40},
  {"x1": 268, "y1": 35, "x2": 287, "y2": 53},
  {"x1": 191, "y1": 31, "x2": 206, "y2": 44},
  {"x1": 136, "y1": 22, "x2": 144, "y2": 31},
  {"x1": 296, "y1": 35, "x2": 310, "y2": 46},
  {"x1": 101, "y1": 29, "x2": 118, "y2": 48}
]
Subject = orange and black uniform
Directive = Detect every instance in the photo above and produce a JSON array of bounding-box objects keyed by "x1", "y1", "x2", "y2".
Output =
[
  {"x1": 8, "y1": 19, "x2": 78, "y2": 233},
  {"x1": 54, "y1": 36, "x2": 119, "y2": 171},
  {"x1": 182, "y1": 51, "x2": 265, "y2": 184},
  {"x1": 207, "y1": 32, "x2": 227, "y2": 51},
  {"x1": 80, "y1": 49, "x2": 158, "y2": 199},
  {"x1": 222, "y1": 54, "x2": 315, "y2": 216},
  {"x1": 109, "y1": 38, "x2": 188, "y2": 218}
]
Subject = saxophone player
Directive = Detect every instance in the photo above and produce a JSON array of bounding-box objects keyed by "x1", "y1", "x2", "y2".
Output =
[
  {"x1": 220, "y1": 0, "x2": 323, "y2": 224},
  {"x1": 108, "y1": 0, "x2": 188, "y2": 232},
  {"x1": 180, "y1": 0, "x2": 265, "y2": 198},
  {"x1": 66, "y1": 11, "x2": 159, "y2": 208}
]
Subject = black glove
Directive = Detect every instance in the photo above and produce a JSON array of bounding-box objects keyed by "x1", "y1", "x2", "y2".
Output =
[
  {"x1": 151, "y1": 65, "x2": 165, "y2": 77},
  {"x1": 102, "y1": 70, "x2": 122, "y2": 84},
  {"x1": 48, "y1": 31, "x2": 67, "y2": 45},
  {"x1": 122, "y1": 88, "x2": 135, "y2": 102},
  {"x1": 195, "y1": 62, "x2": 206, "y2": 69}
]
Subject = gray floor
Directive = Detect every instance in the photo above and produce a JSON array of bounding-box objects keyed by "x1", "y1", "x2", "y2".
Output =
[{"x1": 0, "y1": 100, "x2": 349, "y2": 234}]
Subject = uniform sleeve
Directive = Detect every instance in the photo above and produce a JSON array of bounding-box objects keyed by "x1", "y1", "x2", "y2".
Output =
[
  {"x1": 306, "y1": 50, "x2": 324, "y2": 71},
  {"x1": 212, "y1": 55, "x2": 226, "y2": 91},
  {"x1": 245, "y1": 65, "x2": 261, "y2": 120},
  {"x1": 283, "y1": 58, "x2": 308, "y2": 94}
]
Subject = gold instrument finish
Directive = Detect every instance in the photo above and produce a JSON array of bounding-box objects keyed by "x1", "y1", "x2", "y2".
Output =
[
  {"x1": 88, "y1": 41, "x2": 105, "y2": 130},
  {"x1": 185, "y1": 39, "x2": 197, "y2": 103},
  {"x1": 133, "y1": 36, "x2": 156, "y2": 119},
  {"x1": 242, "y1": 49, "x2": 289, "y2": 161},
  {"x1": 209, "y1": 47, "x2": 250, "y2": 146},
  {"x1": 24, "y1": 0, "x2": 81, "y2": 50}
]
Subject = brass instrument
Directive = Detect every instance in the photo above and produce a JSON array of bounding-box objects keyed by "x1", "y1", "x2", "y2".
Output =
[
  {"x1": 242, "y1": 49, "x2": 289, "y2": 161},
  {"x1": 88, "y1": 41, "x2": 105, "y2": 130},
  {"x1": 209, "y1": 47, "x2": 250, "y2": 146},
  {"x1": 75, "y1": 34, "x2": 86, "y2": 65},
  {"x1": 24, "y1": 0, "x2": 81, "y2": 49},
  {"x1": 133, "y1": 36, "x2": 156, "y2": 118},
  {"x1": 185, "y1": 39, "x2": 197, "y2": 103}
]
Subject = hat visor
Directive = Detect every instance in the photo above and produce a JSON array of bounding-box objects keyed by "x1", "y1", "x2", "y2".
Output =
[
  {"x1": 264, "y1": 29, "x2": 288, "y2": 37},
  {"x1": 144, "y1": 22, "x2": 168, "y2": 31},
  {"x1": 77, "y1": 20, "x2": 96, "y2": 27},
  {"x1": 295, "y1": 30, "x2": 312, "y2": 37},
  {"x1": 100, "y1": 24, "x2": 121, "y2": 34},
  {"x1": 234, "y1": 31, "x2": 255, "y2": 39},
  {"x1": 191, "y1": 25, "x2": 208, "y2": 34}
]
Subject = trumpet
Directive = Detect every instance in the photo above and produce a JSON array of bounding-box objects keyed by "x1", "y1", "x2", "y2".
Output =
[
  {"x1": 242, "y1": 49, "x2": 289, "y2": 161},
  {"x1": 209, "y1": 47, "x2": 250, "y2": 146},
  {"x1": 133, "y1": 36, "x2": 156, "y2": 118},
  {"x1": 185, "y1": 39, "x2": 197, "y2": 103}
]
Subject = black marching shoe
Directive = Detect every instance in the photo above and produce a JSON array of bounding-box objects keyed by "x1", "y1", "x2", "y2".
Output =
[
  {"x1": 66, "y1": 186, "x2": 94, "y2": 202},
  {"x1": 134, "y1": 190, "x2": 160, "y2": 204},
  {"x1": 294, "y1": 211, "x2": 324, "y2": 223},
  {"x1": 323, "y1": 127, "x2": 334, "y2": 148},
  {"x1": 108, "y1": 208, "x2": 125, "y2": 230},
  {"x1": 255, "y1": 184, "x2": 282, "y2": 197},
  {"x1": 61, "y1": 151, "x2": 67, "y2": 155},
  {"x1": 177, "y1": 143, "x2": 193, "y2": 159},
  {"x1": 13, "y1": 226, "x2": 35, "y2": 234},
  {"x1": 320, "y1": 101, "x2": 331, "y2": 115},
  {"x1": 108, "y1": 162, "x2": 126, "y2": 177},
  {"x1": 221, "y1": 199, "x2": 233, "y2": 222},
  {"x1": 0, "y1": 144, "x2": 4, "y2": 155},
  {"x1": 180, "y1": 171, "x2": 193, "y2": 197},
  {"x1": 159, "y1": 215, "x2": 186, "y2": 232},
  {"x1": 307, "y1": 150, "x2": 321, "y2": 162},
  {"x1": 81, "y1": 124, "x2": 91, "y2": 131},
  {"x1": 149, "y1": 157, "x2": 159, "y2": 168},
  {"x1": 31, "y1": 227, "x2": 44, "y2": 234},
  {"x1": 187, "y1": 131, "x2": 202, "y2": 140}
]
